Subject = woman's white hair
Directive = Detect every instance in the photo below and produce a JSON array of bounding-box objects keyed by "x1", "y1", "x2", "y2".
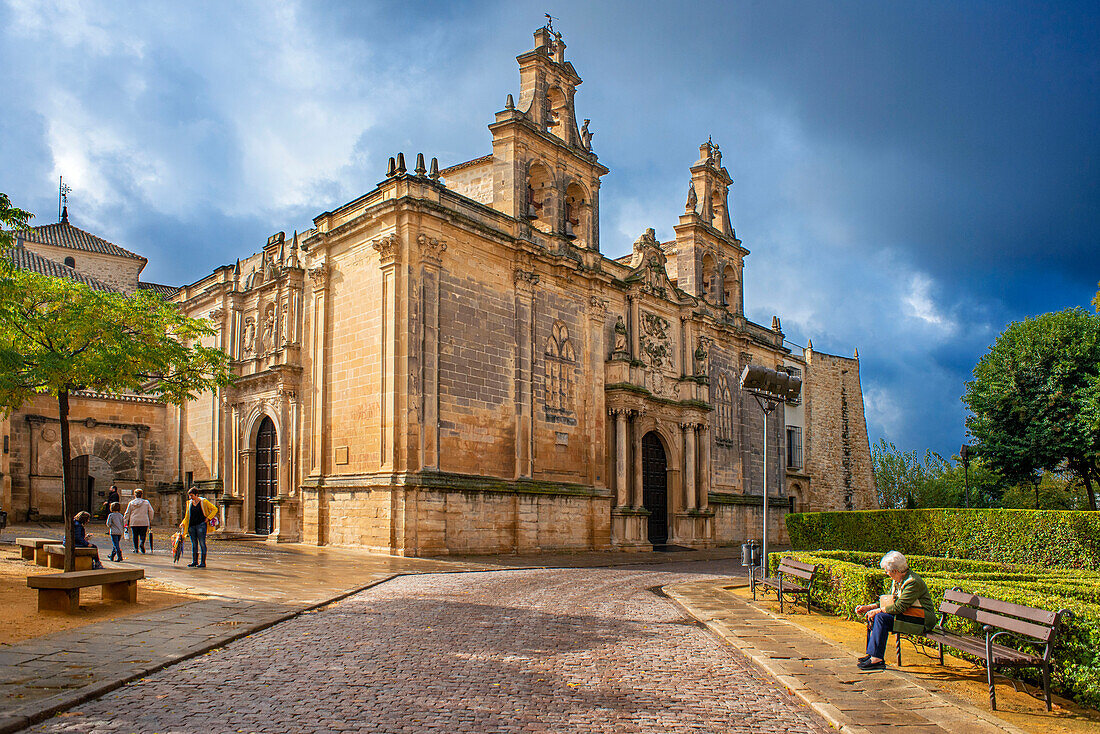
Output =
[{"x1": 880, "y1": 550, "x2": 908, "y2": 573}]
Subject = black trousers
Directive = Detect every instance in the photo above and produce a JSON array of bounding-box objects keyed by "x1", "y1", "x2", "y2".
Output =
[{"x1": 131, "y1": 525, "x2": 149, "y2": 552}]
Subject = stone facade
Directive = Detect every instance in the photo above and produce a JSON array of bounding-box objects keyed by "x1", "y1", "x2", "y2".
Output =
[{"x1": 0, "y1": 26, "x2": 878, "y2": 552}]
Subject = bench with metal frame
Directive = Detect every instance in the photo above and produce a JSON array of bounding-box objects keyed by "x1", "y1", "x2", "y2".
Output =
[
  {"x1": 27, "y1": 568, "x2": 145, "y2": 613},
  {"x1": 895, "y1": 588, "x2": 1069, "y2": 711},
  {"x1": 751, "y1": 557, "x2": 819, "y2": 613}
]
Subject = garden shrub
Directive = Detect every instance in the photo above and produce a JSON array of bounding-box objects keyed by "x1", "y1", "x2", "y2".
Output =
[
  {"x1": 769, "y1": 550, "x2": 1100, "y2": 708},
  {"x1": 786, "y1": 509, "x2": 1100, "y2": 570}
]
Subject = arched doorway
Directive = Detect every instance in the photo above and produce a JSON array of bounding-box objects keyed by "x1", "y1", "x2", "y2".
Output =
[
  {"x1": 254, "y1": 417, "x2": 277, "y2": 535},
  {"x1": 642, "y1": 431, "x2": 668, "y2": 544}
]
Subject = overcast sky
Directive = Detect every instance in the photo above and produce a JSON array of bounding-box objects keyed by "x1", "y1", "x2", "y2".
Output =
[{"x1": 2, "y1": 0, "x2": 1097, "y2": 460}]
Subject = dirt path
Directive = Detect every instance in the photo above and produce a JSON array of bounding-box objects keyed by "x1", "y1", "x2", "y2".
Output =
[{"x1": 0, "y1": 546, "x2": 200, "y2": 645}]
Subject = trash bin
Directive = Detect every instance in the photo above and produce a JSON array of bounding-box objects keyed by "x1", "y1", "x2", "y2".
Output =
[{"x1": 741, "y1": 540, "x2": 759, "y2": 567}]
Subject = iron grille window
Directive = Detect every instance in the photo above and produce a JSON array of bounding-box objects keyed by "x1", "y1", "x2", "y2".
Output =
[{"x1": 786, "y1": 426, "x2": 803, "y2": 470}]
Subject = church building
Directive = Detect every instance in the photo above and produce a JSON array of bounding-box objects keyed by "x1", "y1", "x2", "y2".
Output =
[{"x1": 1, "y1": 26, "x2": 876, "y2": 554}]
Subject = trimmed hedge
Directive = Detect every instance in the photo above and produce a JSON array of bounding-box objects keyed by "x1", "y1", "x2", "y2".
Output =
[
  {"x1": 787, "y1": 509, "x2": 1100, "y2": 570},
  {"x1": 771, "y1": 551, "x2": 1100, "y2": 708}
]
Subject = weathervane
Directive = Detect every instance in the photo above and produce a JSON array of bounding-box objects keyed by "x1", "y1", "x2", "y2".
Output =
[
  {"x1": 544, "y1": 13, "x2": 557, "y2": 33},
  {"x1": 58, "y1": 176, "x2": 71, "y2": 222}
]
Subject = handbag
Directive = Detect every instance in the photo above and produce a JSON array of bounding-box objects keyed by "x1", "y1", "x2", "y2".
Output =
[{"x1": 124, "y1": 527, "x2": 131, "y2": 540}]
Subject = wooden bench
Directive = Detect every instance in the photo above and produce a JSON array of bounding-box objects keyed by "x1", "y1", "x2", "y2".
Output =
[
  {"x1": 751, "y1": 557, "x2": 819, "y2": 613},
  {"x1": 27, "y1": 568, "x2": 144, "y2": 613},
  {"x1": 15, "y1": 537, "x2": 54, "y2": 561},
  {"x1": 896, "y1": 588, "x2": 1069, "y2": 711},
  {"x1": 43, "y1": 544, "x2": 100, "y2": 571}
]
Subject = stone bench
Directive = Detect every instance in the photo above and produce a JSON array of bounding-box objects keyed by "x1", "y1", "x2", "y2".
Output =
[
  {"x1": 43, "y1": 544, "x2": 100, "y2": 571},
  {"x1": 15, "y1": 537, "x2": 54, "y2": 561},
  {"x1": 27, "y1": 568, "x2": 145, "y2": 612}
]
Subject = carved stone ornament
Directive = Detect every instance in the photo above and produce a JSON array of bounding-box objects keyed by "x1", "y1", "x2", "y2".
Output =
[
  {"x1": 307, "y1": 262, "x2": 328, "y2": 288},
  {"x1": 209, "y1": 308, "x2": 225, "y2": 323},
  {"x1": 261, "y1": 304, "x2": 276, "y2": 355},
  {"x1": 373, "y1": 233, "x2": 399, "y2": 265},
  {"x1": 694, "y1": 338, "x2": 710, "y2": 376},
  {"x1": 242, "y1": 317, "x2": 257, "y2": 355},
  {"x1": 647, "y1": 369, "x2": 677, "y2": 399},
  {"x1": 612, "y1": 315, "x2": 629, "y2": 355},
  {"x1": 588, "y1": 295, "x2": 609, "y2": 314},
  {"x1": 640, "y1": 311, "x2": 673, "y2": 371},
  {"x1": 417, "y1": 233, "x2": 447, "y2": 266},
  {"x1": 514, "y1": 268, "x2": 540, "y2": 290},
  {"x1": 41, "y1": 427, "x2": 57, "y2": 443}
]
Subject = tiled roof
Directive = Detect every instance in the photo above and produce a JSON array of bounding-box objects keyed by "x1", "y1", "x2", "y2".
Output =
[
  {"x1": 138, "y1": 281, "x2": 180, "y2": 298},
  {"x1": 14, "y1": 219, "x2": 146, "y2": 262},
  {"x1": 440, "y1": 154, "x2": 494, "y2": 175},
  {"x1": 3, "y1": 246, "x2": 118, "y2": 292}
]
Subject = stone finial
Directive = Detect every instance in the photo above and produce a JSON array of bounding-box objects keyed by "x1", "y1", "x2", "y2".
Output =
[
  {"x1": 807, "y1": 338, "x2": 813, "y2": 350},
  {"x1": 61, "y1": 205, "x2": 69, "y2": 224},
  {"x1": 772, "y1": 315, "x2": 781, "y2": 332},
  {"x1": 233, "y1": 258, "x2": 240, "y2": 279},
  {"x1": 429, "y1": 157, "x2": 440, "y2": 180},
  {"x1": 506, "y1": 93, "x2": 515, "y2": 110},
  {"x1": 854, "y1": 347, "x2": 860, "y2": 359},
  {"x1": 386, "y1": 157, "x2": 396, "y2": 177},
  {"x1": 415, "y1": 153, "x2": 427, "y2": 176},
  {"x1": 395, "y1": 153, "x2": 407, "y2": 174},
  {"x1": 277, "y1": 238, "x2": 285, "y2": 264},
  {"x1": 287, "y1": 230, "x2": 301, "y2": 268}
]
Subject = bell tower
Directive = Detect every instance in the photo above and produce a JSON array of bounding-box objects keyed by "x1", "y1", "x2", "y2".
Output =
[
  {"x1": 673, "y1": 139, "x2": 747, "y2": 312},
  {"x1": 488, "y1": 24, "x2": 608, "y2": 251}
]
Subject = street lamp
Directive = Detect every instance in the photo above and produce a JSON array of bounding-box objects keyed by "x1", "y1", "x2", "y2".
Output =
[
  {"x1": 960, "y1": 444, "x2": 971, "y2": 509},
  {"x1": 740, "y1": 364, "x2": 802, "y2": 577}
]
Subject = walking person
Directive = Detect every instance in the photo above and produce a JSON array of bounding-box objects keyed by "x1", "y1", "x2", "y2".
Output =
[
  {"x1": 124, "y1": 488, "x2": 155, "y2": 554},
  {"x1": 180, "y1": 488, "x2": 219, "y2": 568},
  {"x1": 105, "y1": 502, "x2": 125, "y2": 562}
]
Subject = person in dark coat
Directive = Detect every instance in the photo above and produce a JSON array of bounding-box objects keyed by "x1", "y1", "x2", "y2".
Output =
[
  {"x1": 854, "y1": 550, "x2": 937, "y2": 671},
  {"x1": 70, "y1": 511, "x2": 103, "y2": 569}
]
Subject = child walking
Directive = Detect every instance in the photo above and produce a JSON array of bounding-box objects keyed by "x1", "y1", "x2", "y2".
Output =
[{"x1": 106, "y1": 502, "x2": 125, "y2": 562}]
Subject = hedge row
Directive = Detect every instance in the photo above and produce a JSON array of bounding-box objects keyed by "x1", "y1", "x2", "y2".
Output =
[
  {"x1": 786, "y1": 509, "x2": 1100, "y2": 569},
  {"x1": 772, "y1": 551, "x2": 1100, "y2": 708}
]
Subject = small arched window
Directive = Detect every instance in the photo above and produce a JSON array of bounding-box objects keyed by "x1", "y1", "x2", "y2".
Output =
[
  {"x1": 544, "y1": 321, "x2": 576, "y2": 415},
  {"x1": 716, "y1": 372, "x2": 734, "y2": 443},
  {"x1": 64, "y1": 256, "x2": 76, "y2": 268}
]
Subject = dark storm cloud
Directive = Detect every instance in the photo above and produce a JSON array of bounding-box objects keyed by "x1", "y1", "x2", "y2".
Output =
[{"x1": 1, "y1": 0, "x2": 1096, "y2": 459}]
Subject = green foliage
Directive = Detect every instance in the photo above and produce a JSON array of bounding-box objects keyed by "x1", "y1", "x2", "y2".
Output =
[
  {"x1": 0, "y1": 193, "x2": 32, "y2": 249},
  {"x1": 872, "y1": 439, "x2": 1006, "y2": 508},
  {"x1": 786, "y1": 508, "x2": 1100, "y2": 570},
  {"x1": 963, "y1": 308, "x2": 1100, "y2": 510},
  {"x1": 0, "y1": 263, "x2": 233, "y2": 409},
  {"x1": 777, "y1": 550, "x2": 1100, "y2": 708}
]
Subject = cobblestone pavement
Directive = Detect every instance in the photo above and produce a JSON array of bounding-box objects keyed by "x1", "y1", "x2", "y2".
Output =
[{"x1": 21, "y1": 563, "x2": 829, "y2": 734}]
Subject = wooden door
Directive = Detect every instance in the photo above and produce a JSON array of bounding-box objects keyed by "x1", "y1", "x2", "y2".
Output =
[
  {"x1": 642, "y1": 432, "x2": 668, "y2": 544},
  {"x1": 254, "y1": 417, "x2": 277, "y2": 535}
]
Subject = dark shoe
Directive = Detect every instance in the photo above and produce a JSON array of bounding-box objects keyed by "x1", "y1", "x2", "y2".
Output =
[
  {"x1": 187, "y1": 562, "x2": 198, "y2": 567},
  {"x1": 198, "y1": 563, "x2": 206, "y2": 568},
  {"x1": 858, "y1": 659, "x2": 886, "y2": 671},
  {"x1": 858, "y1": 654, "x2": 871, "y2": 663}
]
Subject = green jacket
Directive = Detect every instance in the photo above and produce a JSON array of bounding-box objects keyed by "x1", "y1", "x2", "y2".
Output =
[{"x1": 884, "y1": 572, "x2": 938, "y2": 635}]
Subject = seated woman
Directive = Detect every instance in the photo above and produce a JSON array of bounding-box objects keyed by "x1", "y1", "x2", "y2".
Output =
[
  {"x1": 69, "y1": 511, "x2": 104, "y2": 569},
  {"x1": 853, "y1": 550, "x2": 936, "y2": 671}
]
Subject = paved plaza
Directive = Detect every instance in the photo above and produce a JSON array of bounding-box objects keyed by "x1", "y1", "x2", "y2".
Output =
[{"x1": 14, "y1": 562, "x2": 828, "y2": 734}]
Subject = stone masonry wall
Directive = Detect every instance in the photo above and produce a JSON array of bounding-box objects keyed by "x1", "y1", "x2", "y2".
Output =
[
  {"x1": 803, "y1": 349, "x2": 877, "y2": 512},
  {"x1": 21, "y1": 241, "x2": 144, "y2": 294}
]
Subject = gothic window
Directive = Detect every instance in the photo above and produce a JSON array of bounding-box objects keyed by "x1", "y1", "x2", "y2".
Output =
[
  {"x1": 716, "y1": 372, "x2": 734, "y2": 444},
  {"x1": 544, "y1": 320, "x2": 576, "y2": 417}
]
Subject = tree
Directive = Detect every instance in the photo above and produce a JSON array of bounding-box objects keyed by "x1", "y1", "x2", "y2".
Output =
[
  {"x1": 963, "y1": 308, "x2": 1100, "y2": 511},
  {"x1": 0, "y1": 200, "x2": 233, "y2": 570},
  {"x1": 871, "y1": 439, "x2": 943, "y2": 509}
]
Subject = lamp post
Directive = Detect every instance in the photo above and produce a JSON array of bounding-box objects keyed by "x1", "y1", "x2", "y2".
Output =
[
  {"x1": 960, "y1": 444, "x2": 971, "y2": 509},
  {"x1": 740, "y1": 364, "x2": 802, "y2": 577}
]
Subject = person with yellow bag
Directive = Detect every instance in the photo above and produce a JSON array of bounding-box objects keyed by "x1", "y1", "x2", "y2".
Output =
[{"x1": 180, "y1": 487, "x2": 219, "y2": 568}]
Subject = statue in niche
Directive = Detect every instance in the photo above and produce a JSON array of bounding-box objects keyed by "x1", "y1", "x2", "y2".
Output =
[
  {"x1": 686, "y1": 182, "x2": 697, "y2": 212},
  {"x1": 612, "y1": 315, "x2": 629, "y2": 355},
  {"x1": 261, "y1": 304, "x2": 275, "y2": 354},
  {"x1": 694, "y1": 340, "x2": 709, "y2": 376},
  {"x1": 280, "y1": 303, "x2": 289, "y2": 345},
  {"x1": 242, "y1": 317, "x2": 256, "y2": 355},
  {"x1": 580, "y1": 119, "x2": 593, "y2": 150}
]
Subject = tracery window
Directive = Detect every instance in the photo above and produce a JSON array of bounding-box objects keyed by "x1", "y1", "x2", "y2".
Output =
[
  {"x1": 716, "y1": 372, "x2": 734, "y2": 443},
  {"x1": 544, "y1": 320, "x2": 576, "y2": 415}
]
